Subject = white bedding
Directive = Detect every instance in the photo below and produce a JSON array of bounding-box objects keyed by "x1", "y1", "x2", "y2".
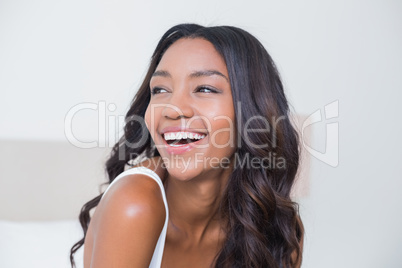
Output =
[{"x1": 0, "y1": 220, "x2": 84, "y2": 268}]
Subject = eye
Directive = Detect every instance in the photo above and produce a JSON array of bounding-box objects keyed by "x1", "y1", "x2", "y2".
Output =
[
  {"x1": 195, "y1": 86, "x2": 220, "y2": 94},
  {"x1": 151, "y1": 87, "x2": 168, "y2": 95}
]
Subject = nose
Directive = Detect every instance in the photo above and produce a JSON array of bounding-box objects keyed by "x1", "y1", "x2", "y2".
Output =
[{"x1": 162, "y1": 92, "x2": 194, "y2": 120}]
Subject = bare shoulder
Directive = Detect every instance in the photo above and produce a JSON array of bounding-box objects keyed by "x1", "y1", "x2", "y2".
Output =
[
  {"x1": 86, "y1": 164, "x2": 166, "y2": 268},
  {"x1": 99, "y1": 168, "x2": 166, "y2": 218}
]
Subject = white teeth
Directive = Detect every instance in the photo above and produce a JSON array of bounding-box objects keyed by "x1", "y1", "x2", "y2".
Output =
[{"x1": 163, "y1": 131, "x2": 206, "y2": 141}]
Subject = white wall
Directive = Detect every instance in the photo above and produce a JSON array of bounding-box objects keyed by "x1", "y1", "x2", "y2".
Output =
[{"x1": 1, "y1": 0, "x2": 401, "y2": 267}]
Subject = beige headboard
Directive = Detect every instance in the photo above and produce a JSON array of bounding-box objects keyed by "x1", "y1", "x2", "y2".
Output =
[{"x1": 0, "y1": 140, "x2": 110, "y2": 221}]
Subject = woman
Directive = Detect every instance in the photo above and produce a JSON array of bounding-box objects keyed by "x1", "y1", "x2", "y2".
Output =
[{"x1": 71, "y1": 23, "x2": 304, "y2": 268}]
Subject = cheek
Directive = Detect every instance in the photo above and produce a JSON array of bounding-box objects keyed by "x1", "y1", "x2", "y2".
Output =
[
  {"x1": 207, "y1": 106, "x2": 236, "y2": 148},
  {"x1": 211, "y1": 120, "x2": 235, "y2": 146},
  {"x1": 144, "y1": 107, "x2": 151, "y2": 132}
]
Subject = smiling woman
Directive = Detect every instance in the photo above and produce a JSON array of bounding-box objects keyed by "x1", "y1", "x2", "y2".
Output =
[
  {"x1": 71, "y1": 23, "x2": 304, "y2": 268},
  {"x1": 145, "y1": 38, "x2": 236, "y2": 181}
]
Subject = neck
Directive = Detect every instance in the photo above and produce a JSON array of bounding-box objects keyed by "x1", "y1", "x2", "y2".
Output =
[{"x1": 165, "y1": 166, "x2": 232, "y2": 243}]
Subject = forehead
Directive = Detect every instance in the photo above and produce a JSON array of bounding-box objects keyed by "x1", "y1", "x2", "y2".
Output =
[{"x1": 156, "y1": 38, "x2": 228, "y2": 77}]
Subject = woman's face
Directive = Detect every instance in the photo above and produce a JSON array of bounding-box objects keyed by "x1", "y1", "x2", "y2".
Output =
[{"x1": 144, "y1": 38, "x2": 236, "y2": 180}]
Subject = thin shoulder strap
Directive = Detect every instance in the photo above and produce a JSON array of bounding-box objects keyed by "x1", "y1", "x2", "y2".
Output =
[
  {"x1": 103, "y1": 166, "x2": 168, "y2": 268},
  {"x1": 103, "y1": 166, "x2": 165, "y2": 199}
]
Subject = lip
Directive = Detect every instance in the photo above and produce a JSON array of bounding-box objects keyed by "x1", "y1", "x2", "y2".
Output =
[{"x1": 159, "y1": 126, "x2": 208, "y2": 155}]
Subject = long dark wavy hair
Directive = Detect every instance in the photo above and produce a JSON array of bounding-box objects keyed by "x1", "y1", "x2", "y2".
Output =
[{"x1": 70, "y1": 23, "x2": 304, "y2": 268}]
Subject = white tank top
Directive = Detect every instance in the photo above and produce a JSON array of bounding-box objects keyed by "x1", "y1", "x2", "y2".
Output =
[{"x1": 101, "y1": 166, "x2": 168, "y2": 268}]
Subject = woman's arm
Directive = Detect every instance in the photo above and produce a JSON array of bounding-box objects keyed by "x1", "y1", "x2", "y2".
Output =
[{"x1": 86, "y1": 173, "x2": 166, "y2": 268}]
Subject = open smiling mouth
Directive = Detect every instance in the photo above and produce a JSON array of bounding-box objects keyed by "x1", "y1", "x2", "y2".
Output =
[{"x1": 163, "y1": 131, "x2": 207, "y2": 147}]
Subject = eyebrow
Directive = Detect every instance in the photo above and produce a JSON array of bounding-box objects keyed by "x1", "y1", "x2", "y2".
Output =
[{"x1": 152, "y1": 69, "x2": 229, "y2": 82}]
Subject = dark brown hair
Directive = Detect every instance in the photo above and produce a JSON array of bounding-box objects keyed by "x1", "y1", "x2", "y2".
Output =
[{"x1": 71, "y1": 23, "x2": 303, "y2": 268}]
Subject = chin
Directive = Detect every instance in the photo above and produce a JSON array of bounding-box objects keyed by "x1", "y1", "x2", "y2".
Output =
[
  {"x1": 165, "y1": 166, "x2": 202, "y2": 182},
  {"x1": 158, "y1": 156, "x2": 200, "y2": 181}
]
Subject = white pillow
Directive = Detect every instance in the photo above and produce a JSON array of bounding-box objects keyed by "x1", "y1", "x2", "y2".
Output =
[{"x1": 0, "y1": 220, "x2": 84, "y2": 268}]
